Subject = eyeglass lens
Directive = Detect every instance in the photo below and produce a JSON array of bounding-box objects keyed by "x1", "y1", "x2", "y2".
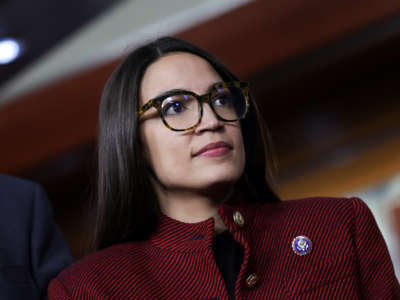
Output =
[{"x1": 160, "y1": 86, "x2": 247, "y2": 130}]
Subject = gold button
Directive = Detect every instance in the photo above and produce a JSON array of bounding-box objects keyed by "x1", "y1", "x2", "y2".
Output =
[
  {"x1": 245, "y1": 273, "x2": 258, "y2": 289},
  {"x1": 233, "y1": 211, "x2": 244, "y2": 227}
]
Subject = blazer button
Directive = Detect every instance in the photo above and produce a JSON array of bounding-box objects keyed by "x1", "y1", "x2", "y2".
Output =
[
  {"x1": 245, "y1": 273, "x2": 258, "y2": 289},
  {"x1": 233, "y1": 211, "x2": 244, "y2": 227}
]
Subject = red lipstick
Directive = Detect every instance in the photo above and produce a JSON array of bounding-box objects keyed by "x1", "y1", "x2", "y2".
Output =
[{"x1": 194, "y1": 141, "x2": 232, "y2": 157}]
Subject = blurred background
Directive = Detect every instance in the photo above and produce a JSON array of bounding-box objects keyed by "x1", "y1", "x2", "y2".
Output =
[{"x1": 0, "y1": 0, "x2": 399, "y2": 278}]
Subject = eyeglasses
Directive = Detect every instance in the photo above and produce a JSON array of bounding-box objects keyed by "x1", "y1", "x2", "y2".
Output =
[{"x1": 138, "y1": 81, "x2": 250, "y2": 131}]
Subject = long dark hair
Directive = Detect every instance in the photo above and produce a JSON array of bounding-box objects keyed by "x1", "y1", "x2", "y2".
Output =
[{"x1": 94, "y1": 37, "x2": 280, "y2": 251}]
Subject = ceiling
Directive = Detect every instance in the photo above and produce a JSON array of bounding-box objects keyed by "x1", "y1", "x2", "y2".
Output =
[
  {"x1": 0, "y1": 0, "x2": 120, "y2": 90},
  {"x1": 0, "y1": 0, "x2": 249, "y2": 105}
]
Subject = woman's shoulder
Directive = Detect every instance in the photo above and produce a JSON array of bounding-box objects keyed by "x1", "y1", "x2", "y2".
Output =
[
  {"x1": 247, "y1": 196, "x2": 371, "y2": 227},
  {"x1": 258, "y1": 195, "x2": 366, "y2": 213},
  {"x1": 49, "y1": 240, "x2": 151, "y2": 295}
]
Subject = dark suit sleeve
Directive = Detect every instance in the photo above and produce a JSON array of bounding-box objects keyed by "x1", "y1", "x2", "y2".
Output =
[
  {"x1": 30, "y1": 184, "x2": 73, "y2": 300},
  {"x1": 352, "y1": 197, "x2": 400, "y2": 298}
]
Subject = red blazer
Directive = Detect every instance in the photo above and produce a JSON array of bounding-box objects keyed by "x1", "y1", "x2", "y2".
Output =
[{"x1": 49, "y1": 197, "x2": 399, "y2": 299}]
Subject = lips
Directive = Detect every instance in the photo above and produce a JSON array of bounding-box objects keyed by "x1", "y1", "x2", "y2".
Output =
[{"x1": 193, "y1": 141, "x2": 232, "y2": 157}]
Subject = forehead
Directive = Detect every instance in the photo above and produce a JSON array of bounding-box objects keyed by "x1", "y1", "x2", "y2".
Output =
[{"x1": 140, "y1": 52, "x2": 222, "y2": 104}]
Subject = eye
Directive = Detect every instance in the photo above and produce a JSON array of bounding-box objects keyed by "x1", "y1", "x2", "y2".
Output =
[
  {"x1": 162, "y1": 95, "x2": 191, "y2": 116},
  {"x1": 212, "y1": 92, "x2": 233, "y2": 107},
  {"x1": 162, "y1": 101, "x2": 185, "y2": 115}
]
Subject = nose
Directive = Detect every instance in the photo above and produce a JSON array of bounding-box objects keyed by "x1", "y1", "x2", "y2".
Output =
[{"x1": 194, "y1": 102, "x2": 223, "y2": 134}]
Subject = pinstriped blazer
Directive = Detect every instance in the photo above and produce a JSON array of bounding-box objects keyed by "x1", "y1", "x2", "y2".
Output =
[{"x1": 48, "y1": 197, "x2": 400, "y2": 299}]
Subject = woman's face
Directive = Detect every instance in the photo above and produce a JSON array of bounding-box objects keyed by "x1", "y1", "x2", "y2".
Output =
[{"x1": 139, "y1": 52, "x2": 245, "y2": 194}]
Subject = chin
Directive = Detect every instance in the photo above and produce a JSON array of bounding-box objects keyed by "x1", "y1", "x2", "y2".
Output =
[{"x1": 197, "y1": 166, "x2": 242, "y2": 190}]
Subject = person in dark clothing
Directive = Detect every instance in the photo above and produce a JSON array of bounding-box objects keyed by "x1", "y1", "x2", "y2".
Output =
[{"x1": 0, "y1": 174, "x2": 73, "y2": 300}]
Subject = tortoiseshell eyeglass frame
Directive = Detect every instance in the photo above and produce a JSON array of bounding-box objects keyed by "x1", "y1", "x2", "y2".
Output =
[{"x1": 137, "y1": 81, "x2": 250, "y2": 132}]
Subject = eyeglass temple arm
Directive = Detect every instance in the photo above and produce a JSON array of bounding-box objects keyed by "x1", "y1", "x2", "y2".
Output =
[{"x1": 138, "y1": 100, "x2": 156, "y2": 116}]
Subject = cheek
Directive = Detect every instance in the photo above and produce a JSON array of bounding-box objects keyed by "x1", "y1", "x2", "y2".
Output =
[
  {"x1": 238, "y1": 135, "x2": 246, "y2": 167},
  {"x1": 237, "y1": 135, "x2": 246, "y2": 176},
  {"x1": 140, "y1": 125, "x2": 190, "y2": 184},
  {"x1": 139, "y1": 121, "x2": 165, "y2": 170},
  {"x1": 230, "y1": 126, "x2": 246, "y2": 169}
]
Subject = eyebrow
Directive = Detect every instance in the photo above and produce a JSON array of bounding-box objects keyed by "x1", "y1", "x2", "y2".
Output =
[
  {"x1": 153, "y1": 89, "x2": 189, "y2": 100},
  {"x1": 153, "y1": 81, "x2": 224, "y2": 100}
]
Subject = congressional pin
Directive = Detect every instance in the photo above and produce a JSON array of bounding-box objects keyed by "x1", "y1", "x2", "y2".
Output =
[{"x1": 292, "y1": 235, "x2": 312, "y2": 256}]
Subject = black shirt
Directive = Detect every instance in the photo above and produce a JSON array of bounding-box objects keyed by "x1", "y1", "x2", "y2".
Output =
[{"x1": 212, "y1": 231, "x2": 244, "y2": 300}]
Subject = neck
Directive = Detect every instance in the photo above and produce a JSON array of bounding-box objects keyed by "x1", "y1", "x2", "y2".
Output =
[{"x1": 155, "y1": 187, "x2": 232, "y2": 233}]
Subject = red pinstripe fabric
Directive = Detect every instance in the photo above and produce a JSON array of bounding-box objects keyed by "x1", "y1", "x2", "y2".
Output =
[{"x1": 48, "y1": 197, "x2": 400, "y2": 299}]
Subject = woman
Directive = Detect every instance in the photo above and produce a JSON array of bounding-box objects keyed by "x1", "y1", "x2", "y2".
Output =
[{"x1": 48, "y1": 37, "x2": 399, "y2": 299}]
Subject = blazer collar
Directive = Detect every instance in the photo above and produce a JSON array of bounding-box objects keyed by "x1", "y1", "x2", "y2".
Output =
[{"x1": 150, "y1": 203, "x2": 252, "y2": 252}]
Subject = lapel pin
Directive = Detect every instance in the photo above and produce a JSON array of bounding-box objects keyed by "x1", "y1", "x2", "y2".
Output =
[{"x1": 292, "y1": 235, "x2": 312, "y2": 256}]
